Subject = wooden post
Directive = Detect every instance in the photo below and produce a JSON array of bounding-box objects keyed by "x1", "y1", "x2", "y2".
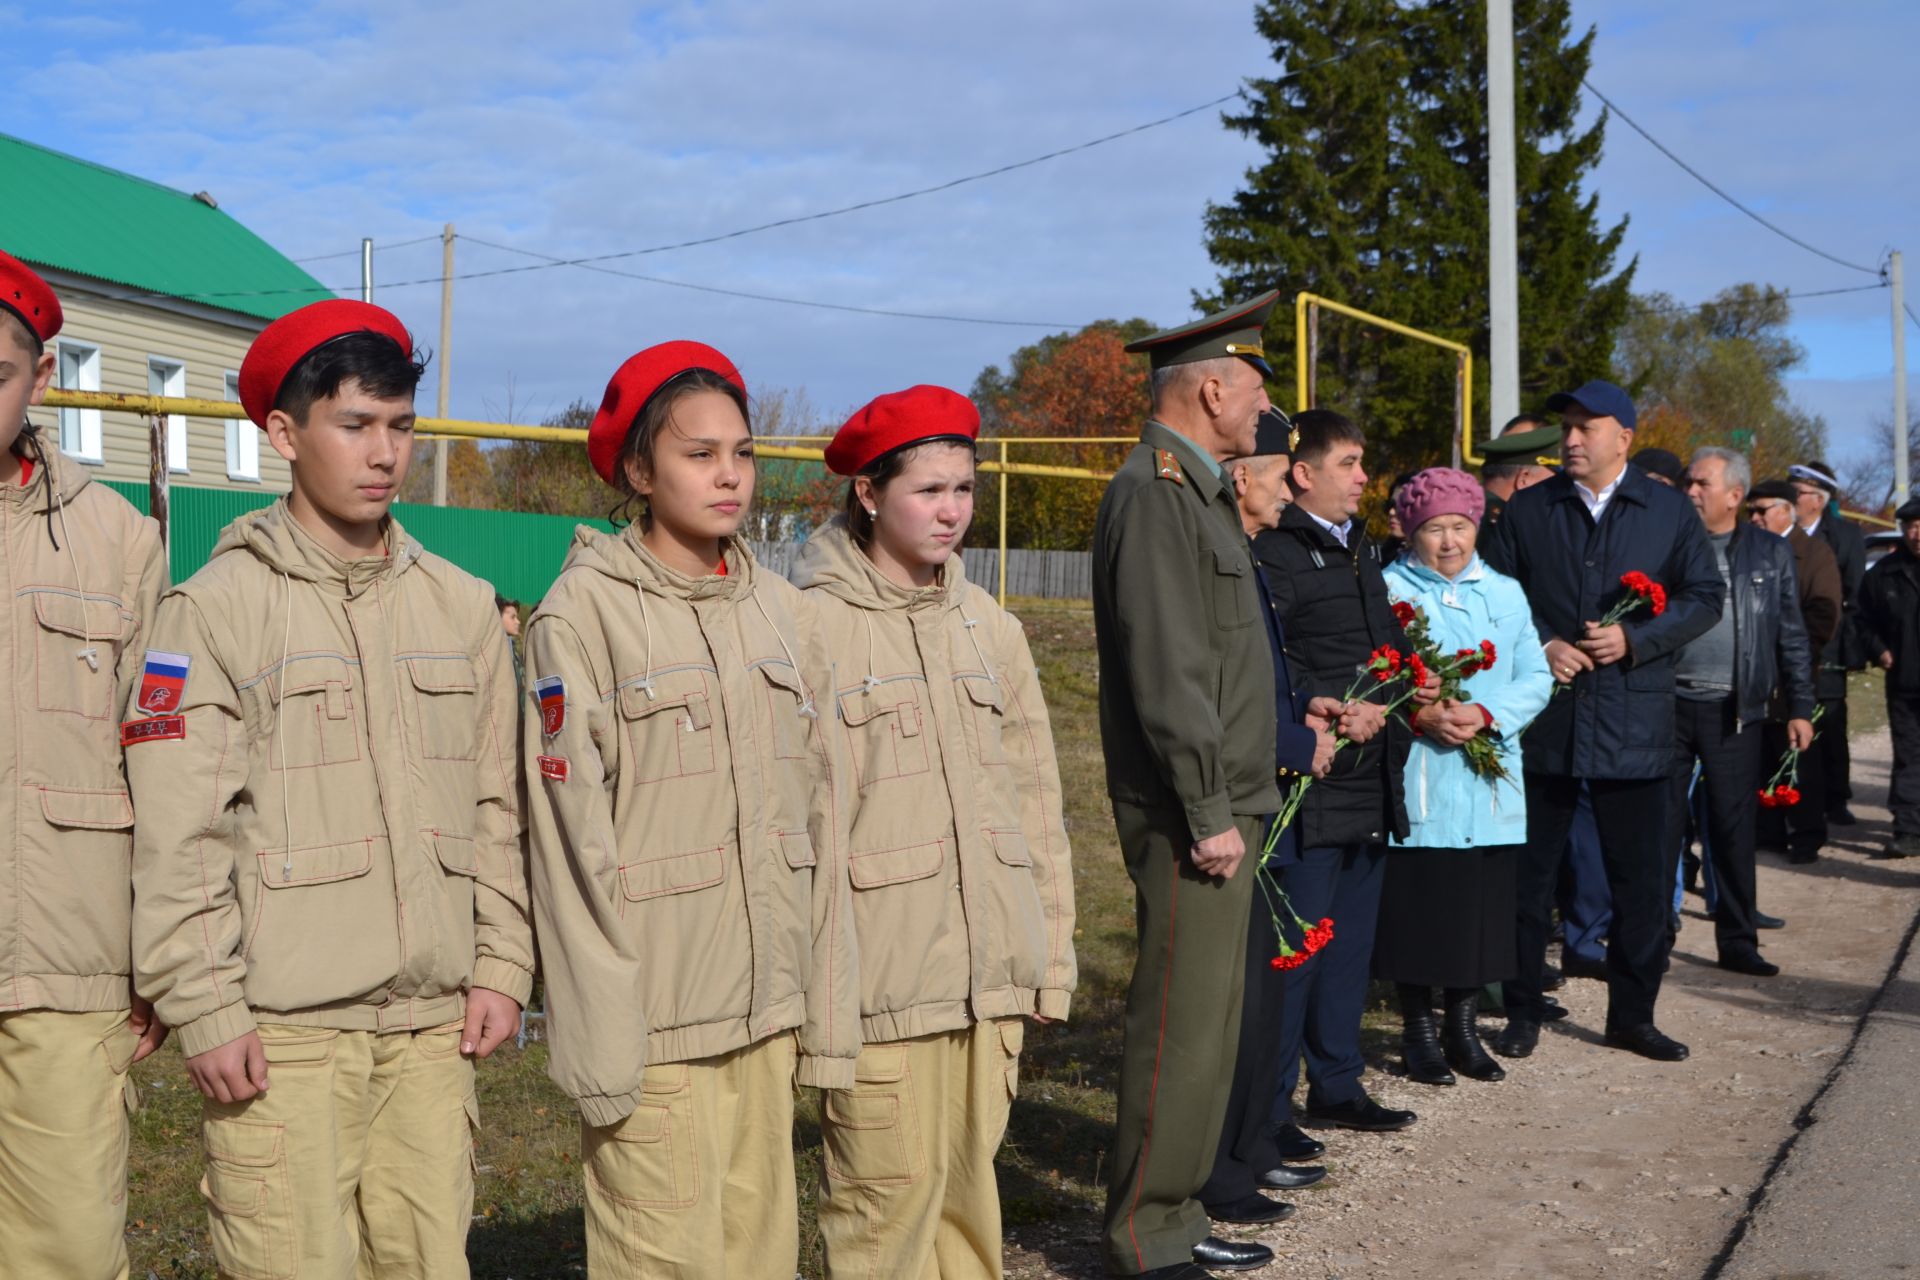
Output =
[
  {"x1": 1306, "y1": 301, "x2": 1320, "y2": 409},
  {"x1": 148, "y1": 412, "x2": 170, "y2": 558}
]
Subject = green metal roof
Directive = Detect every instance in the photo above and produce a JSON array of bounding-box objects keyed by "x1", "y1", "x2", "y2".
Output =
[{"x1": 0, "y1": 133, "x2": 332, "y2": 323}]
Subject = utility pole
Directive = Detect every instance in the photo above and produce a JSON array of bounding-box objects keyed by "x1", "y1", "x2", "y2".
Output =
[
  {"x1": 1894, "y1": 250, "x2": 1909, "y2": 506},
  {"x1": 435, "y1": 224, "x2": 454, "y2": 507},
  {"x1": 1487, "y1": 0, "x2": 1520, "y2": 441},
  {"x1": 360, "y1": 238, "x2": 373, "y2": 303}
]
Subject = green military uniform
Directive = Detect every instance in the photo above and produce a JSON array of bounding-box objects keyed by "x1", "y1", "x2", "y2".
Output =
[
  {"x1": 1094, "y1": 295, "x2": 1281, "y2": 1276},
  {"x1": 1478, "y1": 423, "x2": 1561, "y2": 536}
]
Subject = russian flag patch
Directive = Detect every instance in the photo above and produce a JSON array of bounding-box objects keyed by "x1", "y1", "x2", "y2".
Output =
[
  {"x1": 535, "y1": 675, "x2": 566, "y2": 737},
  {"x1": 136, "y1": 650, "x2": 192, "y2": 714}
]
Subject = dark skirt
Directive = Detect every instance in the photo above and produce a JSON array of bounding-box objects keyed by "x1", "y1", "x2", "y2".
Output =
[{"x1": 1371, "y1": 844, "x2": 1519, "y2": 989}]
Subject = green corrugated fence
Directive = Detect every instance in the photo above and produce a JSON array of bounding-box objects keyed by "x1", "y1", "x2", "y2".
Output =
[{"x1": 103, "y1": 482, "x2": 612, "y2": 603}]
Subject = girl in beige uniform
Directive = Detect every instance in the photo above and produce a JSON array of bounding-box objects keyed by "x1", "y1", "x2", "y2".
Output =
[
  {"x1": 796, "y1": 385, "x2": 1076, "y2": 1279},
  {"x1": 522, "y1": 342, "x2": 855, "y2": 1279}
]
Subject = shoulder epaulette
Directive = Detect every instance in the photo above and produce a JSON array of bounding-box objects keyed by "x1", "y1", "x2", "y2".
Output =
[{"x1": 1154, "y1": 448, "x2": 1186, "y2": 486}]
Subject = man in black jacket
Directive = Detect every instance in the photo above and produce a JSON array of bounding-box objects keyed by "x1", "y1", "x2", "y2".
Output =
[
  {"x1": 1256, "y1": 409, "x2": 1433, "y2": 1134},
  {"x1": 1483, "y1": 381, "x2": 1723, "y2": 1063},
  {"x1": 1858, "y1": 499, "x2": 1920, "y2": 859},
  {"x1": 1790, "y1": 462, "x2": 1869, "y2": 826},
  {"x1": 1674, "y1": 448, "x2": 1815, "y2": 975}
]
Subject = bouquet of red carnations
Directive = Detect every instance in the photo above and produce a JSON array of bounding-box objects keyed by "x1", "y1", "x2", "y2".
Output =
[
  {"x1": 1758, "y1": 704, "x2": 1826, "y2": 807},
  {"x1": 1394, "y1": 600, "x2": 1509, "y2": 784},
  {"x1": 1553, "y1": 571, "x2": 1667, "y2": 697}
]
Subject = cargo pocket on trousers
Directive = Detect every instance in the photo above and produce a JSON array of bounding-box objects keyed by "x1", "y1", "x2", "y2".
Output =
[
  {"x1": 999, "y1": 1017, "x2": 1024, "y2": 1101},
  {"x1": 822, "y1": 1043, "x2": 925, "y2": 1186},
  {"x1": 200, "y1": 1117, "x2": 296, "y2": 1280},
  {"x1": 585, "y1": 1061, "x2": 699, "y2": 1211},
  {"x1": 100, "y1": 1014, "x2": 141, "y2": 1118}
]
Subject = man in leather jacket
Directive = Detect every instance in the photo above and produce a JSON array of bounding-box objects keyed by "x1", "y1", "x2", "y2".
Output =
[{"x1": 1675, "y1": 449, "x2": 1814, "y2": 976}]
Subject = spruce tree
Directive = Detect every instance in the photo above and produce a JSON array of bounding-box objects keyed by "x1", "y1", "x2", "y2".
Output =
[{"x1": 1203, "y1": 0, "x2": 1633, "y2": 473}]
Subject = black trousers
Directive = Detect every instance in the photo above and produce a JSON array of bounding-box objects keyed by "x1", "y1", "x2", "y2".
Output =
[
  {"x1": 1509, "y1": 772, "x2": 1675, "y2": 1031},
  {"x1": 1817, "y1": 691, "x2": 1853, "y2": 813},
  {"x1": 1669, "y1": 698, "x2": 1765, "y2": 956},
  {"x1": 1199, "y1": 863, "x2": 1286, "y2": 1209},
  {"x1": 1887, "y1": 694, "x2": 1920, "y2": 837}
]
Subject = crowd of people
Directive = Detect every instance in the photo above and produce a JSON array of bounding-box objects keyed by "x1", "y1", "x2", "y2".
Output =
[
  {"x1": 3, "y1": 246, "x2": 1911, "y2": 1280},
  {"x1": 1091, "y1": 290, "x2": 1911, "y2": 1279}
]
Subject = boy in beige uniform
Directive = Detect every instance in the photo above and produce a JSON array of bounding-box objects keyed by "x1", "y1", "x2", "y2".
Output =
[
  {"x1": 129, "y1": 300, "x2": 532, "y2": 1280},
  {"x1": 0, "y1": 250, "x2": 169, "y2": 1280}
]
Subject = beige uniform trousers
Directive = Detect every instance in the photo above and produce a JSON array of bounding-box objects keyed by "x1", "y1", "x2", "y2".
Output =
[
  {"x1": 817, "y1": 1018, "x2": 1023, "y2": 1280},
  {"x1": 0, "y1": 1009, "x2": 139, "y2": 1280},
  {"x1": 581, "y1": 1033, "x2": 798, "y2": 1280},
  {"x1": 200, "y1": 1021, "x2": 477, "y2": 1280}
]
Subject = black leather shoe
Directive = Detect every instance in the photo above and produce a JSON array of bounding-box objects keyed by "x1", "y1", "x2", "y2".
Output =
[
  {"x1": 1540, "y1": 963, "x2": 1565, "y2": 992},
  {"x1": 1879, "y1": 836, "x2": 1920, "y2": 860},
  {"x1": 1603, "y1": 1022, "x2": 1690, "y2": 1061},
  {"x1": 1787, "y1": 849, "x2": 1819, "y2": 865},
  {"x1": 1129, "y1": 1264, "x2": 1210, "y2": 1280},
  {"x1": 1830, "y1": 807, "x2": 1859, "y2": 826},
  {"x1": 1560, "y1": 952, "x2": 1608, "y2": 981},
  {"x1": 1493, "y1": 1016, "x2": 1540, "y2": 1058},
  {"x1": 1272, "y1": 1122, "x2": 1326, "y2": 1162},
  {"x1": 1755, "y1": 911, "x2": 1786, "y2": 930},
  {"x1": 1718, "y1": 950, "x2": 1780, "y2": 977},
  {"x1": 1205, "y1": 1193, "x2": 1295, "y2": 1226},
  {"x1": 1540, "y1": 996, "x2": 1570, "y2": 1023},
  {"x1": 1259, "y1": 1163, "x2": 1327, "y2": 1191},
  {"x1": 1192, "y1": 1236, "x2": 1276, "y2": 1271},
  {"x1": 1305, "y1": 1093, "x2": 1416, "y2": 1132}
]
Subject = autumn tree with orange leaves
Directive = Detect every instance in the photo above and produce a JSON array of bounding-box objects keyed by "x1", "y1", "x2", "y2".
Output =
[{"x1": 970, "y1": 319, "x2": 1157, "y2": 550}]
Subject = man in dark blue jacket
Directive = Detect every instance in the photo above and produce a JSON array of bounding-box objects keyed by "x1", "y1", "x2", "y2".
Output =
[
  {"x1": 1483, "y1": 381, "x2": 1723, "y2": 1063},
  {"x1": 1199, "y1": 410, "x2": 1343, "y2": 1225}
]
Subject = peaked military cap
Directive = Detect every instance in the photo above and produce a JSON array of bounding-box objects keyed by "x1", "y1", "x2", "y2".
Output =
[
  {"x1": 1124, "y1": 289, "x2": 1278, "y2": 376},
  {"x1": 1250, "y1": 407, "x2": 1294, "y2": 457},
  {"x1": 1480, "y1": 422, "x2": 1562, "y2": 467}
]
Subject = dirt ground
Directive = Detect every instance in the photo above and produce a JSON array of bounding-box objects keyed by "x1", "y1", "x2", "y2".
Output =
[{"x1": 1005, "y1": 725, "x2": 1920, "y2": 1280}]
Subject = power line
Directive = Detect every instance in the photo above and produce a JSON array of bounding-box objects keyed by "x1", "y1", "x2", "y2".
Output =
[
  {"x1": 1627, "y1": 282, "x2": 1885, "y2": 315},
  {"x1": 459, "y1": 235, "x2": 1074, "y2": 328},
  {"x1": 1907, "y1": 301, "x2": 1920, "y2": 333},
  {"x1": 290, "y1": 233, "x2": 440, "y2": 264},
  {"x1": 1584, "y1": 79, "x2": 1883, "y2": 278},
  {"x1": 128, "y1": 37, "x2": 1397, "y2": 308}
]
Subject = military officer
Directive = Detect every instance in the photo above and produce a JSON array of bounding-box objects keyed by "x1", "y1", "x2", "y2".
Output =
[
  {"x1": 1094, "y1": 292, "x2": 1282, "y2": 1280},
  {"x1": 1479, "y1": 420, "x2": 1560, "y2": 534}
]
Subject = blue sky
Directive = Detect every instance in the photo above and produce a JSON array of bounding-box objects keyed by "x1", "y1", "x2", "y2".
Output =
[{"x1": 4, "y1": 0, "x2": 1914, "y2": 467}]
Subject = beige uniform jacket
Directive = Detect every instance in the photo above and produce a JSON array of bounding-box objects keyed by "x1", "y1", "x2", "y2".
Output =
[
  {"x1": 524, "y1": 527, "x2": 857, "y2": 1126},
  {"x1": 129, "y1": 500, "x2": 533, "y2": 1059},
  {"x1": 0, "y1": 449, "x2": 166, "y2": 1013},
  {"x1": 793, "y1": 521, "x2": 1076, "y2": 1043}
]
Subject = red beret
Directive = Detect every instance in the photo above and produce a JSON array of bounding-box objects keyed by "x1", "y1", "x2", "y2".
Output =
[
  {"x1": 238, "y1": 299, "x2": 413, "y2": 427},
  {"x1": 0, "y1": 248, "x2": 63, "y2": 345},
  {"x1": 826, "y1": 385, "x2": 980, "y2": 476},
  {"x1": 587, "y1": 341, "x2": 746, "y2": 487}
]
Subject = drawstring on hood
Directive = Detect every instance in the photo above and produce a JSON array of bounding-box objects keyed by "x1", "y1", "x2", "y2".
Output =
[
  {"x1": 793, "y1": 516, "x2": 992, "y2": 685},
  {"x1": 277, "y1": 569, "x2": 294, "y2": 881}
]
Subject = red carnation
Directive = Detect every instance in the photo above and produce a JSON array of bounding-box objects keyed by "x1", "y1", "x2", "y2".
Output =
[
  {"x1": 1392, "y1": 601, "x2": 1417, "y2": 628},
  {"x1": 1480, "y1": 639, "x2": 1497, "y2": 670},
  {"x1": 1409, "y1": 653, "x2": 1430, "y2": 686},
  {"x1": 1757, "y1": 788, "x2": 1777, "y2": 807},
  {"x1": 1776, "y1": 786, "x2": 1801, "y2": 806},
  {"x1": 1649, "y1": 584, "x2": 1668, "y2": 616}
]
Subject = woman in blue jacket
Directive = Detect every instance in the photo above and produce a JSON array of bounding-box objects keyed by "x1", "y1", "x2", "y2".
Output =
[{"x1": 1378, "y1": 469, "x2": 1553, "y2": 1085}]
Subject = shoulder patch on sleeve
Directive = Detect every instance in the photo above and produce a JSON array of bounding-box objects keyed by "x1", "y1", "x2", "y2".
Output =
[
  {"x1": 534, "y1": 675, "x2": 566, "y2": 737},
  {"x1": 136, "y1": 650, "x2": 192, "y2": 714},
  {"x1": 122, "y1": 715, "x2": 186, "y2": 746},
  {"x1": 1154, "y1": 448, "x2": 1186, "y2": 486},
  {"x1": 537, "y1": 754, "x2": 569, "y2": 782}
]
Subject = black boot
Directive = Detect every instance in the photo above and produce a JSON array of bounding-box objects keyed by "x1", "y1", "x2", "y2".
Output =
[
  {"x1": 1397, "y1": 983, "x2": 1455, "y2": 1085},
  {"x1": 1441, "y1": 988, "x2": 1506, "y2": 1081}
]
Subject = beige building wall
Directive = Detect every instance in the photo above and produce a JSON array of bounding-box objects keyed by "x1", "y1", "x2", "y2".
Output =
[{"x1": 23, "y1": 275, "x2": 292, "y2": 494}]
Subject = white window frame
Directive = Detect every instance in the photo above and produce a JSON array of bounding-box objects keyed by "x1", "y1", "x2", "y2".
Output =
[
  {"x1": 148, "y1": 355, "x2": 189, "y2": 473},
  {"x1": 224, "y1": 371, "x2": 260, "y2": 482},
  {"x1": 56, "y1": 339, "x2": 103, "y2": 463}
]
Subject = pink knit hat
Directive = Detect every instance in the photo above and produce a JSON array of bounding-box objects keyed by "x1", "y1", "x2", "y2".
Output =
[{"x1": 1394, "y1": 466, "x2": 1484, "y2": 533}]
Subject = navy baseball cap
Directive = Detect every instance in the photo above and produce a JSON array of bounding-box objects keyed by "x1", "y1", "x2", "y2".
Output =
[{"x1": 1546, "y1": 379, "x2": 1637, "y2": 431}]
